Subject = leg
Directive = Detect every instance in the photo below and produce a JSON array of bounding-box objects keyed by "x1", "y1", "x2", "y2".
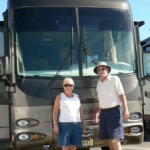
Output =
[
  {"x1": 108, "y1": 139, "x2": 122, "y2": 150},
  {"x1": 62, "y1": 146, "x2": 69, "y2": 150},
  {"x1": 70, "y1": 122, "x2": 82, "y2": 146},
  {"x1": 108, "y1": 139, "x2": 114, "y2": 150},
  {"x1": 106, "y1": 108, "x2": 124, "y2": 150},
  {"x1": 58, "y1": 123, "x2": 72, "y2": 147},
  {"x1": 69, "y1": 145, "x2": 76, "y2": 150}
]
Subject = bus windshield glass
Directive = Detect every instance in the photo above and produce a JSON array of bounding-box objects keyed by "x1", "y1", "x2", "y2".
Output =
[
  {"x1": 14, "y1": 8, "x2": 135, "y2": 77},
  {"x1": 79, "y1": 8, "x2": 135, "y2": 76},
  {"x1": 14, "y1": 8, "x2": 79, "y2": 77}
]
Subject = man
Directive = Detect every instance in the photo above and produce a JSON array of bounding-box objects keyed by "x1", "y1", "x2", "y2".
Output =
[{"x1": 93, "y1": 61, "x2": 129, "y2": 150}]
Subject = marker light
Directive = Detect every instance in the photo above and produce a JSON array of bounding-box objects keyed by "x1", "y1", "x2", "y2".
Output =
[
  {"x1": 125, "y1": 127, "x2": 130, "y2": 134},
  {"x1": 12, "y1": 134, "x2": 15, "y2": 142},
  {"x1": 33, "y1": 134, "x2": 39, "y2": 140}
]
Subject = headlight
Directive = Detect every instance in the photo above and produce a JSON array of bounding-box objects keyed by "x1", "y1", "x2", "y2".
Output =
[
  {"x1": 17, "y1": 133, "x2": 46, "y2": 142},
  {"x1": 125, "y1": 126, "x2": 143, "y2": 134},
  {"x1": 130, "y1": 113, "x2": 141, "y2": 120},
  {"x1": 17, "y1": 120, "x2": 29, "y2": 127},
  {"x1": 130, "y1": 126, "x2": 141, "y2": 133},
  {"x1": 18, "y1": 134, "x2": 29, "y2": 141},
  {"x1": 16, "y1": 119, "x2": 39, "y2": 127}
]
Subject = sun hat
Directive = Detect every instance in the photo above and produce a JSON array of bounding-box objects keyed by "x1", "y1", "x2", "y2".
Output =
[{"x1": 93, "y1": 61, "x2": 111, "y2": 74}]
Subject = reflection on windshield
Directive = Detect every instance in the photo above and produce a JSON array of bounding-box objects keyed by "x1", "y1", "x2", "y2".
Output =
[{"x1": 15, "y1": 8, "x2": 135, "y2": 77}]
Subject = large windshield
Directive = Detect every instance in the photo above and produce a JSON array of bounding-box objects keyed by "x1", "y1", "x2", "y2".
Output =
[{"x1": 14, "y1": 8, "x2": 135, "y2": 77}]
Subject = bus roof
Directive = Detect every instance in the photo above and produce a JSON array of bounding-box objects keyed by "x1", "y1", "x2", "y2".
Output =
[{"x1": 8, "y1": 0, "x2": 131, "y2": 10}]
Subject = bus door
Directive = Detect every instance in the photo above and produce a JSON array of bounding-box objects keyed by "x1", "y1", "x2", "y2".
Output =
[{"x1": 0, "y1": 28, "x2": 10, "y2": 140}]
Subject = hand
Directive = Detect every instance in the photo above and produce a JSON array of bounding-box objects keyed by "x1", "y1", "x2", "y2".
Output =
[
  {"x1": 82, "y1": 123, "x2": 85, "y2": 133},
  {"x1": 54, "y1": 123, "x2": 59, "y2": 135},
  {"x1": 123, "y1": 109, "x2": 129, "y2": 121},
  {"x1": 93, "y1": 114, "x2": 99, "y2": 123}
]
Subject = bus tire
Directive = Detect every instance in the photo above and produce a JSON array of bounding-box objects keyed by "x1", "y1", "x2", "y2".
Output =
[
  {"x1": 101, "y1": 147, "x2": 110, "y2": 150},
  {"x1": 78, "y1": 148, "x2": 90, "y2": 150}
]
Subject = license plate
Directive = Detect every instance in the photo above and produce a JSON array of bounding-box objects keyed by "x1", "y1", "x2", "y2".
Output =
[{"x1": 82, "y1": 139, "x2": 93, "y2": 147}]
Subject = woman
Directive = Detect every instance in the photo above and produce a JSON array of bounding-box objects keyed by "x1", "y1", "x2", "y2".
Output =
[{"x1": 53, "y1": 77, "x2": 85, "y2": 150}]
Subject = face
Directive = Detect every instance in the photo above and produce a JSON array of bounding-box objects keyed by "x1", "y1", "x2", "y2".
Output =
[
  {"x1": 63, "y1": 82, "x2": 74, "y2": 93},
  {"x1": 97, "y1": 66, "x2": 109, "y2": 78}
]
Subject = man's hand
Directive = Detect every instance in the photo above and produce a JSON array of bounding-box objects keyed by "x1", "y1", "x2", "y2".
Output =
[
  {"x1": 93, "y1": 113, "x2": 99, "y2": 123},
  {"x1": 123, "y1": 108, "x2": 129, "y2": 121},
  {"x1": 119, "y1": 94, "x2": 129, "y2": 121}
]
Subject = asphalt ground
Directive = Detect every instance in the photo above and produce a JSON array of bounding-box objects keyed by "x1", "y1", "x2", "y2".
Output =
[
  {"x1": 91, "y1": 141, "x2": 150, "y2": 150},
  {"x1": 92, "y1": 133, "x2": 150, "y2": 150},
  {"x1": 121, "y1": 133, "x2": 150, "y2": 150}
]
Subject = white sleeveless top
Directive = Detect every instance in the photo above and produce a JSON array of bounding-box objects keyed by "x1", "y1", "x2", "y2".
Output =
[{"x1": 59, "y1": 92, "x2": 81, "y2": 122}]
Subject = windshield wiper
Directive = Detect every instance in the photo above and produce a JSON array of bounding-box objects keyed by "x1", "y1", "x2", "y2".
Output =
[
  {"x1": 71, "y1": 27, "x2": 74, "y2": 70},
  {"x1": 83, "y1": 27, "x2": 98, "y2": 68},
  {"x1": 50, "y1": 27, "x2": 74, "y2": 86}
]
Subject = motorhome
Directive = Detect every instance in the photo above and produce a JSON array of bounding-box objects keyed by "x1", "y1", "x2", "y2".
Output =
[{"x1": 0, "y1": 0, "x2": 150, "y2": 150}]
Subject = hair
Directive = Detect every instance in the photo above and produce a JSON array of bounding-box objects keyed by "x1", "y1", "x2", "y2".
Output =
[{"x1": 63, "y1": 77, "x2": 74, "y2": 86}]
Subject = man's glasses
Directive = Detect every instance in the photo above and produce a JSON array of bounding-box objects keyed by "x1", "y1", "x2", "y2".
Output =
[
  {"x1": 63, "y1": 84, "x2": 74, "y2": 87},
  {"x1": 97, "y1": 67, "x2": 106, "y2": 72}
]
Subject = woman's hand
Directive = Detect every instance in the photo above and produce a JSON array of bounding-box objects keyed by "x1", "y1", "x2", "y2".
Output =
[
  {"x1": 54, "y1": 123, "x2": 59, "y2": 135},
  {"x1": 53, "y1": 94, "x2": 61, "y2": 135},
  {"x1": 82, "y1": 123, "x2": 85, "y2": 133}
]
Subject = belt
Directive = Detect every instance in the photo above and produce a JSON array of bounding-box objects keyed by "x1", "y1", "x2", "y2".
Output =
[{"x1": 101, "y1": 105, "x2": 120, "y2": 111}]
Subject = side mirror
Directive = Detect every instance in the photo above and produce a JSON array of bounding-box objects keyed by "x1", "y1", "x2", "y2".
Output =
[
  {"x1": 0, "y1": 27, "x2": 7, "y2": 57},
  {"x1": 0, "y1": 56, "x2": 10, "y2": 75},
  {"x1": 0, "y1": 26, "x2": 9, "y2": 76},
  {"x1": 0, "y1": 30, "x2": 5, "y2": 56}
]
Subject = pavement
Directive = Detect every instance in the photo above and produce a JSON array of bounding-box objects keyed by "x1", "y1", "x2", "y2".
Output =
[{"x1": 91, "y1": 132, "x2": 150, "y2": 150}]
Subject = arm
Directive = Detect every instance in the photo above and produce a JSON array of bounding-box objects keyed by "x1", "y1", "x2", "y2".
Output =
[
  {"x1": 119, "y1": 94, "x2": 129, "y2": 121},
  {"x1": 78, "y1": 95, "x2": 85, "y2": 133},
  {"x1": 80, "y1": 107, "x2": 85, "y2": 133},
  {"x1": 115, "y1": 77, "x2": 129, "y2": 121},
  {"x1": 93, "y1": 101, "x2": 100, "y2": 123},
  {"x1": 53, "y1": 94, "x2": 61, "y2": 134}
]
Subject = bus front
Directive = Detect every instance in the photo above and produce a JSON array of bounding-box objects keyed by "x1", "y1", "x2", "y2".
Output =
[{"x1": 7, "y1": 0, "x2": 143, "y2": 149}]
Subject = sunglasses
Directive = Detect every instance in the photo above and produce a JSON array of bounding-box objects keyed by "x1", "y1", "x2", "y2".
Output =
[
  {"x1": 63, "y1": 84, "x2": 74, "y2": 87},
  {"x1": 97, "y1": 67, "x2": 106, "y2": 72}
]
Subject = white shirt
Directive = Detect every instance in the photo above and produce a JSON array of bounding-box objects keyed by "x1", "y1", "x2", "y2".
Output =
[
  {"x1": 59, "y1": 93, "x2": 81, "y2": 122},
  {"x1": 96, "y1": 75, "x2": 124, "y2": 109}
]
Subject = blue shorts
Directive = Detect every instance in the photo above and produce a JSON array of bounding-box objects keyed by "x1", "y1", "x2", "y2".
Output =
[
  {"x1": 99, "y1": 107, "x2": 124, "y2": 141},
  {"x1": 58, "y1": 122, "x2": 82, "y2": 146}
]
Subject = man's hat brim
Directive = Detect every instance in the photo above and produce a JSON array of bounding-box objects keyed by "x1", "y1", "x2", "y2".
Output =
[{"x1": 93, "y1": 62, "x2": 111, "y2": 74}]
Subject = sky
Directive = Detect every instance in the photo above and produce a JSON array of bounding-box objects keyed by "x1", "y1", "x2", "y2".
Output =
[{"x1": 0, "y1": 0, "x2": 150, "y2": 40}]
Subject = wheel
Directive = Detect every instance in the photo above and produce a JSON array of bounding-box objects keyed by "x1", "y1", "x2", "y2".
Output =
[
  {"x1": 101, "y1": 147, "x2": 110, "y2": 150},
  {"x1": 144, "y1": 120, "x2": 150, "y2": 133},
  {"x1": 77, "y1": 148, "x2": 90, "y2": 150}
]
